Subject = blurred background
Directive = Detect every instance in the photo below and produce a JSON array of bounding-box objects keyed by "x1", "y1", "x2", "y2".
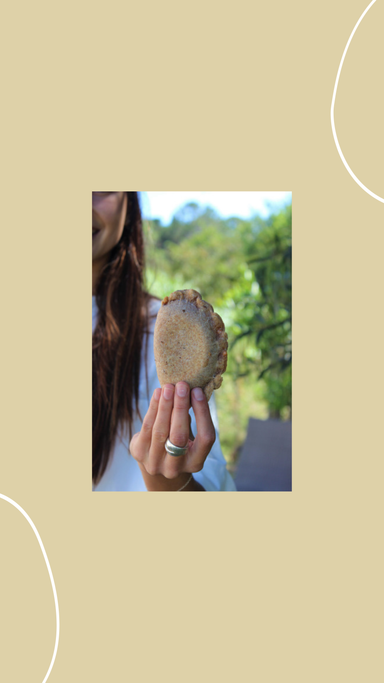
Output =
[{"x1": 141, "y1": 192, "x2": 292, "y2": 491}]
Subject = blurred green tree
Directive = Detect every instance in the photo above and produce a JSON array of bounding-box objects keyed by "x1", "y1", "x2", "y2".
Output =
[{"x1": 230, "y1": 205, "x2": 292, "y2": 418}]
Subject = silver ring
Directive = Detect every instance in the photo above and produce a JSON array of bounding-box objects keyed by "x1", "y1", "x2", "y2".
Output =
[{"x1": 165, "y1": 438, "x2": 188, "y2": 457}]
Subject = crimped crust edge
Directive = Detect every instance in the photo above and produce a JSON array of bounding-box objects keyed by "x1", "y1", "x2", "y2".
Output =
[{"x1": 159, "y1": 289, "x2": 228, "y2": 399}]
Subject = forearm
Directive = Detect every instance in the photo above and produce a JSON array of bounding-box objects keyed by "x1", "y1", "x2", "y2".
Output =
[{"x1": 138, "y1": 464, "x2": 205, "y2": 491}]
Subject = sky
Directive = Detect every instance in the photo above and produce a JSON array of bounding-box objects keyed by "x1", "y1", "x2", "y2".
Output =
[{"x1": 140, "y1": 191, "x2": 291, "y2": 225}]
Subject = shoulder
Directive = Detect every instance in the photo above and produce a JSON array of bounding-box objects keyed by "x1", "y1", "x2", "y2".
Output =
[{"x1": 148, "y1": 295, "x2": 162, "y2": 316}]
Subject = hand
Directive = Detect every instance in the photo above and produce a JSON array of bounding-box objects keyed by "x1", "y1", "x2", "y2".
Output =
[{"x1": 129, "y1": 382, "x2": 216, "y2": 491}]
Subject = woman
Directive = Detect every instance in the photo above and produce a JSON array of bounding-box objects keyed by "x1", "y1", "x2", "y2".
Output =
[{"x1": 92, "y1": 191, "x2": 236, "y2": 491}]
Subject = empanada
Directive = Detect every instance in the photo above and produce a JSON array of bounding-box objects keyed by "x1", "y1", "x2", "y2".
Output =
[{"x1": 154, "y1": 289, "x2": 228, "y2": 401}]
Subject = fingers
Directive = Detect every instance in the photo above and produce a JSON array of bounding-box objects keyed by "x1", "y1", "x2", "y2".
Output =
[
  {"x1": 146, "y1": 384, "x2": 175, "y2": 473},
  {"x1": 159, "y1": 381, "x2": 192, "y2": 479},
  {"x1": 186, "y1": 387, "x2": 216, "y2": 472},
  {"x1": 131, "y1": 383, "x2": 213, "y2": 481},
  {"x1": 130, "y1": 387, "x2": 161, "y2": 462},
  {"x1": 169, "y1": 382, "x2": 191, "y2": 447}
]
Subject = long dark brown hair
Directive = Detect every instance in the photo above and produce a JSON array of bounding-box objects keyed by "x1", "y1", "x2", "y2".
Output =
[{"x1": 92, "y1": 192, "x2": 152, "y2": 484}]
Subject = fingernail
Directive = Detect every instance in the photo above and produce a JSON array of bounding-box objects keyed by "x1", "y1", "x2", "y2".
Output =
[
  {"x1": 192, "y1": 387, "x2": 204, "y2": 401},
  {"x1": 154, "y1": 388, "x2": 161, "y2": 401},
  {"x1": 176, "y1": 383, "x2": 188, "y2": 398},
  {"x1": 163, "y1": 385, "x2": 174, "y2": 400}
]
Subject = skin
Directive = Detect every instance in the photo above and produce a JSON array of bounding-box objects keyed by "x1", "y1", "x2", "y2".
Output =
[
  {"x1": 92, "y1": 192, "x2": 216, "y2": 491},
  {"x1": 92, "y1": 191, "x2": 127, "y2": 295}
]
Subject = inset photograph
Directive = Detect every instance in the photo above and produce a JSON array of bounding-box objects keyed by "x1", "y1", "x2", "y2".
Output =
[{"x1": 92, "y1": 192, "x2": 291, "y2": 491}]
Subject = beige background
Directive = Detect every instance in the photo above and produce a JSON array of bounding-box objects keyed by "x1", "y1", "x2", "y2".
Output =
[{"x1": 1, "y1": 0, "x2": 383, "y2": 681}]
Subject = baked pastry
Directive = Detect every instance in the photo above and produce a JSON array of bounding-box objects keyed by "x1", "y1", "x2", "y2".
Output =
[{"x1": 154, "y1": 289, "x2": 228, "y2": 401}]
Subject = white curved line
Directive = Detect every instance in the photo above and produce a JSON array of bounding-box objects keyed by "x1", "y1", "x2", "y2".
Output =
[
  {"x1": 0, "y1": 493, "x2": 60, "y2": 683},
  {"x1": 330, "y1": 0, "x2": 384, "y2": 203}
]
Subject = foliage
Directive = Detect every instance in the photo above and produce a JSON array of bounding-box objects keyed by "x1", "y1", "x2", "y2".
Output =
[{"x1": 229, "y1": 205, "x2": 292, "y2": 417}]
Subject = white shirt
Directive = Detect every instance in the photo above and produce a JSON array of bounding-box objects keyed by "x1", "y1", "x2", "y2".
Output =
[{"x1": 92, "y1": 296, "x2": 236, "y2": 491}]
